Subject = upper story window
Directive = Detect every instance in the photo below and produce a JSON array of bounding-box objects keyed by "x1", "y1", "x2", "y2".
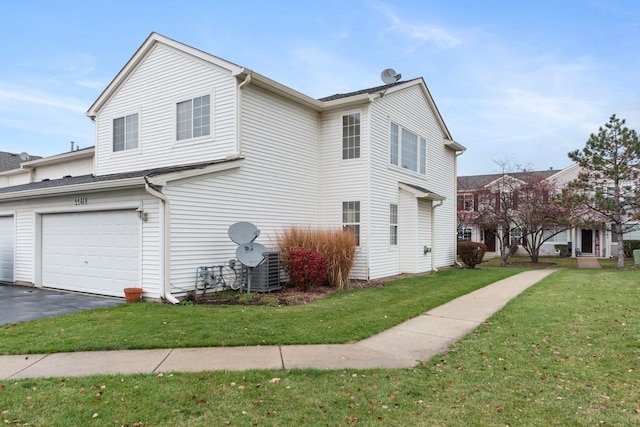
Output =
[
  {"x1": 457, "y1": 194, "x2": 476, "y2": 211},
  {"x1": 389, "y1": 122, "x2": 426, "y2": 175},
  {"x1": 113, "y1": 113, "x2": 138, "y2": 152},
  {"x1": 343, "y1": 201, "x2": 360, "y2": 246},
  {"x1": 177, "y1": 94, "x2": 210, "y2": 141},
  {"x1": 342, "y1": 113, "x2": 361, "y2": 159}
]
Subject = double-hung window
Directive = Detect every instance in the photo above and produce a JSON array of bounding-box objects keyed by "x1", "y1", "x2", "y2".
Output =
[
  {"x1": 342, "y1": 201, "x2": 360, "y2": 245},
  {"x1": 113, "y1": 113, "x2": 138, "y2": 152},
  {"x1": 389, "y1": 122, "x2": 426, "y2": 174},
  {"x1": 177, "y1": 94, "x2": 210, "y2": 141},
  {"x1": 342, "y1": 113, "x2": 360, "y2": 159},
  {"x1": 389, "y1": 204, "x2": 398, "y2": 245}
]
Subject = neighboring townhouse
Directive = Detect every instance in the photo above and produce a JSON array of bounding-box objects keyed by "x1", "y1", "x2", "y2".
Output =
[
  {"x1": 457, "y1": 164, "x2": 637, "y2": 258},
  {"x1": 0, "y1": 32, "x2": 465, "y2": 301}
]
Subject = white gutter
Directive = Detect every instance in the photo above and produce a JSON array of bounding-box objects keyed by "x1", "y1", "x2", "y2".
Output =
[
  {"x1": 144, "y1": 177, "x2": 180, "y2": 304},
  {"x1": 0, "y1": 177, "x2": 146, "y2": 201},
  {"x1": 232, "y1": 70, "x2": 252, "y2": 159}
]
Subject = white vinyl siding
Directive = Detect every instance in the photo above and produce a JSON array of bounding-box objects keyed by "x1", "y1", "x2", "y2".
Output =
[
  {"x1": 95, "y1": 44, "x2": 236, "y2": 175},
  {"x1": 368, "y1": 85, "x2": 457, "y2": 277},
  {"x1": 162, "y1": 83, "x2": 320, "y2": 292}
]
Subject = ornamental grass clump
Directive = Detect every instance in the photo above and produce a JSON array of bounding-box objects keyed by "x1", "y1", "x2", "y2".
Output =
[
  {"x1": 277, "y1": 226, "x2": 356, "y2": 289},
  {"x1": 457, "y1": 241, "x2": 487, "y2": 269}
]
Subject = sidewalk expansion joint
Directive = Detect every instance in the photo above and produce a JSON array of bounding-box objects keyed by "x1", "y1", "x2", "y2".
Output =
[{"x1": 154, "y1": 348, "x2": 174, "y2": 373}]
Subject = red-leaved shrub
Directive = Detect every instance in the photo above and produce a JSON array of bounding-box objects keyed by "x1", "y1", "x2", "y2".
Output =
[
  {"x1": 457, "y1": 241, "x2": 487, "y2": 269},
  {"x1": 286, "y1": 249, "x2": 327, "y2": 291}
]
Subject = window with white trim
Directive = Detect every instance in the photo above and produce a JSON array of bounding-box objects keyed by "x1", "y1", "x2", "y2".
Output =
[
  {"x1": 390, "y1": 204, "x2": 398, "y2": 245},
  {"x1": 389, "y1": 122, "x2": 426, "y2": 174},
  {"x1": 113, "y1": 113, "x2": 138, "y2": 152},
  {"x1": 177, "y1": 94, "x2": 210, "y2": 141},
  {"x1": 342, "y1": 113, "x2": 360, "y2": 159},
  {"x1": 457, "y1": 227, "x2": 472, "y2": 241},
  {"x1": 343, "y1": 201, "x2": 360, "y2": 245}
]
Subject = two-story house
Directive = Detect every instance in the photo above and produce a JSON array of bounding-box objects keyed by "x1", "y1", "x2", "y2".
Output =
[
  {"x1": 457, "y1": 164, "x2": 636, "y2": 259},
  {"x1": 0, "y1": 33, "x2": 465, "y2": 302}
]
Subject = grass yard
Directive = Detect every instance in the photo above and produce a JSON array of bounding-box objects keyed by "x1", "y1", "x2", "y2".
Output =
[
  {"x1": 0, "y1": 267, "x2": 524, "y2": 355},
  {"x1": 0, "y1": 267, "x2": 638, "y2": 425}
]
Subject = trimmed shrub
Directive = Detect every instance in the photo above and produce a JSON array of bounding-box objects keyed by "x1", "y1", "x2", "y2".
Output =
[
  {"x1": 286, "y1": 249, "x2": 327, "y2": 291},
  {"x1": 277, "y1": 226, "x2": 356, "y2": 289},
  {"x1": 623, "y1": 240, "x2": 640, "y2": 258},
  {"x1": 457, "y1": 241, "x2": 487, "y2": 269},
  {"x1": 554, "y1": 244, "x2": 570, "y2": 257}
]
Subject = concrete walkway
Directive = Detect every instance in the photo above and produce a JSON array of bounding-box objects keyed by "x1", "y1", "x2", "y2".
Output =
[
  {"x1": 576, "y1": 256, "x2": 601, "y2": 268},
  {"x1": 0, "y1": 269, "x2": 559, "y2": 379}
]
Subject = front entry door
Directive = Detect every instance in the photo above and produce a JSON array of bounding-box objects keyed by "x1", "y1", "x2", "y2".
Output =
[
  {"x1": 581, "y1": 229, "x2": 593, "y2": 254},
  {"x1": 484, "y1": 230, "x2": 496, "y2": 251}
]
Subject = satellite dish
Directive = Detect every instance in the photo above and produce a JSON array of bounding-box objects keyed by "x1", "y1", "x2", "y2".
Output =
[
  {"x1": 228, "y1": 221, "x2": 260, "y2": 244},
  {"x1": 19, "y1": 152, "x2": 30, "y2": 161},
  {"x1": 381, "y1": 68, "x2": 401, "y2": 85},
  {"x1": 236, "y1": 242, "x2": 268, "y2": 268}
]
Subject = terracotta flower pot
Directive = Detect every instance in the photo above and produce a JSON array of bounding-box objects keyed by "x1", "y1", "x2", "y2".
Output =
[{"x1": 124, "y1": 287, "x2": 143, "y2": 303}]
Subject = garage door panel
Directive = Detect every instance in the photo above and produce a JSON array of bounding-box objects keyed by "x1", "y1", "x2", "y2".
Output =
[
  {"x1": 42, "y1": 211, "x2": 139, "y2": 297},
  {"x1": 0, "y1": 216, "x2": 14, "y2": 282}
]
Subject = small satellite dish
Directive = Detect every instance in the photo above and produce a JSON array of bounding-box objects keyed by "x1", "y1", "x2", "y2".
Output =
[
  {"x1": 236, "y1": 242, "x2": 268, "y2": 268},
  {"x1": 228, "y1": 221, "x2": 260, "y2": 244},
  {"x1": 381, "y1": 68, "x2": 401, "y2": 85},
  {"x1": 19, "y1": 152, "x2": 30, "y2": 161}
]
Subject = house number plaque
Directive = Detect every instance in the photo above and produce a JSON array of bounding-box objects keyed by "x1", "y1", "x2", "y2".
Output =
[{"x1": 74, "y1": 196, "x2": 88, "y2": 206}]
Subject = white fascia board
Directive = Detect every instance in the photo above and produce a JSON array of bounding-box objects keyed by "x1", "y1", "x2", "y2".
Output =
[
  {"x1": 0, "y1": 177, "x2": 145, "y2": 201},
  {"x1": 234, "y1": 69, "x2": 323, "y2": 111},
  {"x1": 321, "y1": 93, "x2": 373, "y2": 111},
  {"x1": 20, "y1": 148, "x2": 94, "y2": 169},
  {"x1": 146, "y1": 158, "x2": 244, "y2": 186}
]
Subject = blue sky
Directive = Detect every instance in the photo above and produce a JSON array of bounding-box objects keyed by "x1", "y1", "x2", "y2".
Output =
[{"x1": 1, "y1": 0, "x2": 638, "y2": 175}]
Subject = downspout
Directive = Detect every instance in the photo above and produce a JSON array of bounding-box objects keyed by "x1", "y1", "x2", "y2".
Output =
[
  {"x1": 144, "y1": 177, "x2": 180, "y2": 304},
  {"x1": 229, "y1": 70, "x2": 252, "y2": 159},
  {"x1": 454, "y1": 149, "x2": 465, "y2": 267},
  {"x1": 431, "y1": 199, "x2": 444, "y2": 272}
]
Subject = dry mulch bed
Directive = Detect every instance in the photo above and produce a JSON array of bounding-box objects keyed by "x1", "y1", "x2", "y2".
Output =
[{"x1": 190, "y1": 275, "x2": 406, "y2": 307}]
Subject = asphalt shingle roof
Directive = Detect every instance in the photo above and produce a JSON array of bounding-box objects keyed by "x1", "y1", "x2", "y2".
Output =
[
  {"x1": 0, "y1": 152, "x2": 42, "y2": 172},
  {"x1": 457, "y1": 170, "x2": 559, "y2": 191},
  {"x1": 0, "y1": 159, "x2": 235, "y2": 196}
]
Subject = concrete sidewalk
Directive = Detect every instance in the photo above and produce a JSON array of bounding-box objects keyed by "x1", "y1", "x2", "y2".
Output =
[
  {"x1": 576, "y1": 256, "x2": 601, "y2": 268},
  {"x1": 0, "y1": 269, "x2": 559, "y2": 379}
]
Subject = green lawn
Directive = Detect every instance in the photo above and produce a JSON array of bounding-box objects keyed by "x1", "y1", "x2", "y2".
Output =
[
  {"x1": 1, "y1": 267, "x2": 524, "y2": 355},
  {"x1": 1, "y1": 264, "x2": 638, "y2": 425}
]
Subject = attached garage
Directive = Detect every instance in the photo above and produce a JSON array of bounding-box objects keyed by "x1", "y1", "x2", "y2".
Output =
[
  {"x1": 0, "y1": 216, "x2": 14, "y2": 283},
  {"x1": 41, "y1": 210, "x2": 140, "y2": 297}
]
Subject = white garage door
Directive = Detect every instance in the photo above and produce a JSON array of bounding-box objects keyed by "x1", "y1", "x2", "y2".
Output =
[
  {"x1": 42, "y1": 210, "x2": 139, "y2": 296},
  {"x1": 0, "y1": 216, "x2": 14, "y2": 283}
]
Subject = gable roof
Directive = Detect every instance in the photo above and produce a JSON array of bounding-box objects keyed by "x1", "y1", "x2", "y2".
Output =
[
  {"x1": 86, "y1": 32, "x2": 462, "y2": 149},
  {"x1": 0, "y1": 151, "x2": 42, "y2": 172},
  {"x1": 458, "y1": 170, "x2": 559, "y2": 192}
]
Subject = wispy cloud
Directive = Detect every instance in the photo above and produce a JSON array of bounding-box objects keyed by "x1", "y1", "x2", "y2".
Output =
[
  {"x1": 373, "y1": 2, "x2": 462, "y2": 50},
  {"x1": 0, "y1": 87, "x2": 87, "y2": 113}
]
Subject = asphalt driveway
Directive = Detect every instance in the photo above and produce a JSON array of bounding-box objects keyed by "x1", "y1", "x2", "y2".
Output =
[{"x1": 0, "y1": 284, "x2": 123, "y2": 325}]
